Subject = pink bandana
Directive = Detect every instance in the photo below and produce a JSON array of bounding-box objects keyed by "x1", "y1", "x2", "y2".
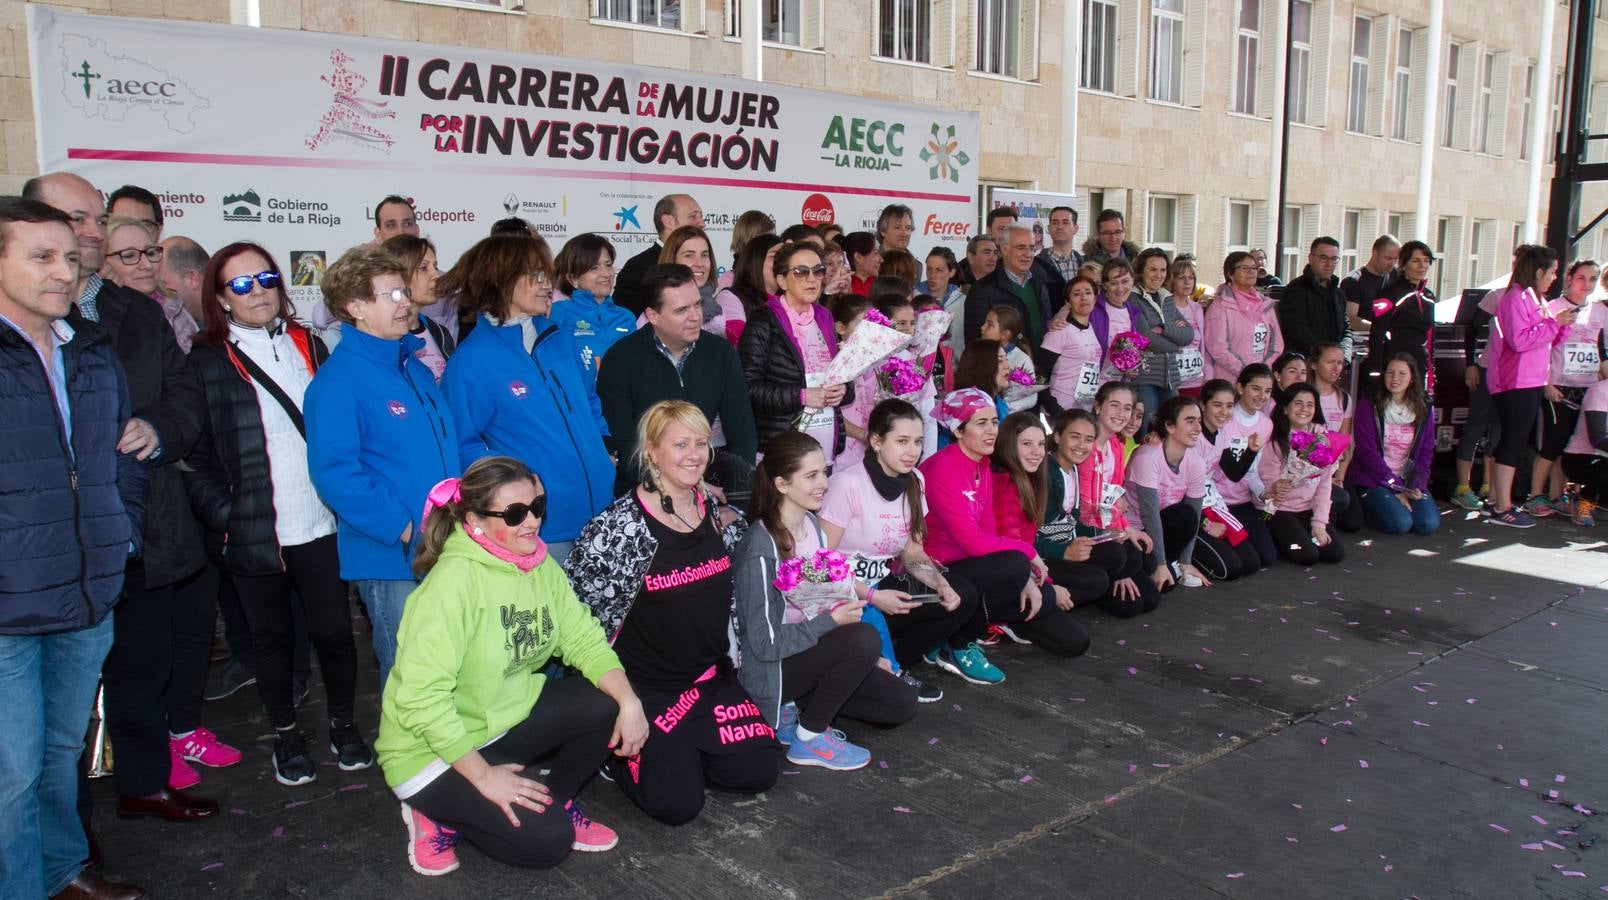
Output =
[{"x1": 935, "y1": 387, "x2": 995, "y2": 435}]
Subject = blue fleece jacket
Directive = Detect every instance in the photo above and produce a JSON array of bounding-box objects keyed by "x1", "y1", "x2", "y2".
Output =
[
  {"x1": 443, "y1": 315, "x2": 615, "y2": 543},
  {"x1": 306, "y1": 325, "x2": 459, "y2": 581},
  {"x1": 547, "y1": 290, "x2": 637, "y2": 383}
]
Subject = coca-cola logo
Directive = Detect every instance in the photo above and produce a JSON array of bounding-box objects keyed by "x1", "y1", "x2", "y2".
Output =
[{"x1": 800, "y1": 193, "x2": 835, "y2": 226}]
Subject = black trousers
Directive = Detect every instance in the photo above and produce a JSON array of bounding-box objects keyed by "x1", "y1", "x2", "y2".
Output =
[
  {"x1": 404, "y1": 677, "x2": 617, "y2": 869},
  {"x1": 875, "y1": 572, "x2": 983, "y2": 671},
  {"x1": 1227, "y1": 501, "x2": 1278, "y2": 568},
  {"x1": 1562, "y1": 453, "x2": 1608, "y2": 503},
  {"x1": 1267, "y1": 509, "x2": 1347, "y2": 566},
  {"x1": 782, "y1": 623, "x2": 918, "y2": 733},
  {"x1": 1332, "y1": 484, "x2": 1365, "y2": 533},
  {"x1": 230, "y1": 535, "x2": 357, "y2": 729},
  {"x1": 944, "y1": 550, "x2": 1091, "y2": 652},
  {"x1": 166, "y1": 565, "x2": 219, "y2": 734},
  {"x1": 1492, "y1": 387, "x2": 1542, "y2": 468},
  {"x1": 1078, "y1": 540, "x2": 1161, "y2": 618},
  {"x1": 103, "y1": 560, "x2": 176, "y2": 797},
  {"x1": 1192, "y1": 529, "x2": 1262, "y2": 581},
  {"x1": 1539, "y1": 394, "x2": 1584, "y2": 461},
  {"x1": 1146, "y1": 503, "x2": 1200, "y2": 569}
]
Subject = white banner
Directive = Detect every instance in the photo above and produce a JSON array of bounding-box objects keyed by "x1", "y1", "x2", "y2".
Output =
[
  {"x1": 987, "y1": 187, "x2": 1078, "y2": 255},
  {"x1": 27, "y1": 5, "x2": 979, "y2": 308}
]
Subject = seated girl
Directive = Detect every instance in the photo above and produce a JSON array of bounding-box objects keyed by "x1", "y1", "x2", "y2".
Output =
[
  {"x1": 1257, "y1": 384, "x2": 1347, "y2": 565},
  {"x1": 1074, "y1": 383, "x2": 1164, "y2": 617},
  {"x1": 1187, "y1": 379, "x2": 1264, "y2": 581},
  {"x1": 1349, "y1": 353, "x2": 1440, "y2": 535},
  {"x1": 1125, "y1": 396, "x2": 1212, "y2": 591}
]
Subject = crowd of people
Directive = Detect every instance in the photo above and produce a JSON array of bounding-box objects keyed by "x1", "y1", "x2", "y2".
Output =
[{"x1": 1, "y1": 174, "x2": 1604, "y2": 900}]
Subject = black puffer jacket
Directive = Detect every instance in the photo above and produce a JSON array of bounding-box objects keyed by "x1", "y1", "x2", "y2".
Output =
[
  {"x1": 183, "y1": 326, "x2": 328, "y2": 576},
  {"x1": 74, "y1": 282, "x2": 206, "y2": 588},
  {"x1": 737, "y1": 299, "x2": 852, "y2": 455}
]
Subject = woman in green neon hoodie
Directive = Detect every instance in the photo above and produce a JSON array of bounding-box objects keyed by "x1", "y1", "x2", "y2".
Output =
[{"x1": 377, "y1": 456, "x2": 648, "y2": 877}]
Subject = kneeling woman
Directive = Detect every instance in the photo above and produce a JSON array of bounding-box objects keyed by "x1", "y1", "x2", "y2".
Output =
[
  {"x1": 378, "y1": 457, "x2": 646, "y2": 875},
  {"x1": 1125, "y1": 396, "x2": 1212, "y2": 590},
  {"x1": 1257, "y1": 384, "x2": 1346, "y2": 565},
  {"x1": 1187, "y1": 380, "x2": 1264, "y2": 581},
  {"x1": 734, "y1": 432, "x2": 919, "y2": 772},
  {"x1": 565, "y1": 401, "x2": 777, "y2": 826},
  {"x1": 1349, "y1": 353, "x2": 1440, "y2": 535}
]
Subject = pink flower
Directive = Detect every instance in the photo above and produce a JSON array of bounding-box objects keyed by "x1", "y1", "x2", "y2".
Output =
[
  {"x1": 1289, "y1": 429, "x2": 1315, "y2": 452},
  {"x1": 1008, "y1": 367, "x2": 1036, "y2": 387},
  {"x1": 877, "y1": 357, "x2": 926, "y2": 396},
  {"x1": 773, "y1": 558, "x2": 804, "y2": 592},
  {"x1": 862, "y1": 309, "x2": 893, "y2": 328},
  {"x1": 1108, "y1": 331, "x2": 1150, "y2": 375}
]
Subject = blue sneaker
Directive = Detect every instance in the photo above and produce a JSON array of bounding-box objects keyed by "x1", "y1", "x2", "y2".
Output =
[
  {"x1": 785, "y1": 727, "x2": 871, "y2": 771},
  {"x1": 775, "y1": 702, "x2": 798, "y2": 746},
  {"x1": 1487, "y1": 508, "x2": 1536, "y2": 529},
  {"x1": 933, "y1": 642, "x2": 1006, "y2": 685}
]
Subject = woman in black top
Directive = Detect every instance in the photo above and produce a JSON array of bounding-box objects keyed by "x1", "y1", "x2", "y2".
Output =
[{"x1": 1363, "y1": 240, "x2": 1438, "y2": 384}]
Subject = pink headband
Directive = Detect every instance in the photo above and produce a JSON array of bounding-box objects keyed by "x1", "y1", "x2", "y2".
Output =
[
  {"x1": 934, "y1": 388, "x2": 995, "y2": 435},
  {"x1": 423, "y1": 477, "x2": 461, "y2": 521}
]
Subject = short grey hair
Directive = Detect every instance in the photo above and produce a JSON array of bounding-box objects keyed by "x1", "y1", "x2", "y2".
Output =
[{"x1": 1000, "y1": 222, "x2": 1035, "y2": 244}]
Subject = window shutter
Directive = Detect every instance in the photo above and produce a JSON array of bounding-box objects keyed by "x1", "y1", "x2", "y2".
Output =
[
  {"x1": 1591, "y1": 82, "x2": 1608, "y2": 164},
  {"x1": 1015, "y1": 0, "x2": 1040, "y2": 79},
  {"x1": 1301, "y1": 205, "x2": 1323, "y2": 249},
  {"x1": 1308, "y1": 0, "x2": 1330, "y2": 126},
  {"x1": 1443, "y1": 218, "x2": 1465, "y2": 295},
  {"x1": 722, "y1": 0, "x2": 737, "y2": 37},
  {"x1": 1400, "y1": 212, "x2": 1417, "y2": 242},
  {"x1": 1490, "y1": 52, "x2": 1511, "y2": 155},
  {"x1": 1182, "y1": 0, "x2": 1207, "y2": 107},
  {"x1": 1478, "y1": 220, "x2": 1498, "y2": 284},
  {"x1": 1453, "y1": 43, "x2": 1477, "y2": 150},
  {"x1": 801, "y1": 0, "x2": 824, "y2": 49},
  {"x1": 680, "y1": 0, "x2": 705, "y2": 34},
  {"x1": 1253, "y1": 201, "x2": 1271, "y2": 252},
  {"x1": 869, "y1": 0, "x2": 881, "y2": 54},
  {"x1": 1257, "y1": 0, "x2": 1278, "y2": 117},
  {"x1": 1360, "y1": 209, "x2": 1380, "y2": 245},
  {"x1": 1407, "y1": 26, "x2": 1428, "y2": 143},
  {"x1": 1365, "y1": 15, "x2": 1389, "y2": 135},
  {"x1": 1140, "y1": 190, "x2": 1153, "y2": 243},
  {"x1": 1179, "y1": 195, "x2": 1198, "y2": 256},
  {"x1": 933, "y1": 0, "x2": 956, "y2": 67},
  {"x1": 1073, "y1": 190, "x2": 1092, "y2": 237},
  {"x1": 1116, "y1": 0, "x2": 1140, "y2": 97}
]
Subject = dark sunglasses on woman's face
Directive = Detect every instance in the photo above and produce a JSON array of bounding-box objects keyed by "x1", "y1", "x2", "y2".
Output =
[
  {"x1": 477, "y1": 494, "x2": 547, "y2": 527},
  {"x1": 225, "y1": 271, "x2": 283, "y2": 296},
  {"x1": 789, "y1": 265, "x2": 828, "y2": 279}
]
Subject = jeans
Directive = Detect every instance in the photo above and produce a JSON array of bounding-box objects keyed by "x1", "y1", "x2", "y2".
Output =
[
  {"x1": 1133, "y1": 384, "x2": 1175, "y2": 435},
  {"x1": 544, "y1": 541, "x2": 574, "y2": 566},
  {"x1": 0, "y1": 616, "x2": 115, "y2": 899},
  {"x1": 1360, "y1": 487, "x2": 1441, "y2": 535},
  {"x1": 354, "y1": 579, "x2": 417, "y2": 690}
]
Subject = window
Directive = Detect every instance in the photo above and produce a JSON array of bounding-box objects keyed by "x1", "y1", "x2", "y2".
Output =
[
  {"x1": 1226, "y1": 200, "x2": 1253, "y2": 252},
  {"x1": 1392, "y1": 28, "x2": 1414, "y2": 140},
  {"x1": 1147, "y1": 194, "x2": 1179, "y2": 253},
  {"x1": 975, "y1": 0, "x2": 1038, "y2": 79},
  {"x1": 1347, "y1": 15, "x2": 1370, "y2": 133},
  {"x1": 1233, "y1": 0, "x2": 1261, "y2": 115},
  {"x1": 877, "y1": 0, "x2": 934, "y2": 64},
  {"x1": 1434, "y1": 216, "x2": 1463, "y2": 298},
  {"x1": 1519, "y1": 63, "x2": 1535, "y2": 159},
  {"x1": 1553, "y1": 69, "x2": 1564, "y2": 143},
  {"x1": 1476, "y1": 51, "x2": 1495, "y2": 153},
  {"x1": 1287, "y1": 0, "x2": 1311, "y2": 124},
  {"x1": 1387, "y1": 211, "x2": 1415, "y2": 242},
  {"x1": 1340, "y1": 208, "x2": 1362, "y2": 273},
  {"x1": 1149, "y1": 0, "x2": 1184, "y2": 103},
  {"x1": 596, "y1": 0, "x2": 685, "y2": 30},
  {"x1": 725, "y1": 0, "x2": 823, "y2": 46},
  {"x1": 1081, "y1": 0, "x2": 1118, "y2": 92},
  {"x1": 1467, "y1": 219, "x2": 1486, "y2": 288},
  {"x1": 1441, "y1": 42, "x2": 1461, "y2": 148},
  {"x1": 1280, "y1": 205, "x2": 1305, "y2": 279}
]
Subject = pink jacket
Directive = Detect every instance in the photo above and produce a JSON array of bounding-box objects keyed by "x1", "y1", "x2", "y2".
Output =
[
  {"x1": 1487, "y1": 284, "x2": 1567, "y2": 394},
  {"x1": 1204, "y1": 285, "x2": 1283, "y2": 382},
  {"x1": 918, "y1": 444, "x2": 1036, "y2": 564},
  {"x1": 1256, "y1": 431, "x2": 1337, "y2": 527}
]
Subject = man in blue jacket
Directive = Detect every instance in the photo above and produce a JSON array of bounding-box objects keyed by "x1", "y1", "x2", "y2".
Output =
[{"x1": 0, "y1": 197, "x2": 147, "y2": 900}]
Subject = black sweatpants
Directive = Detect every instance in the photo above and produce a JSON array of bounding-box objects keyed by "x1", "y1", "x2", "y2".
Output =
[
  {"x1": 229, "y1": 535, "x2": 358, "y2": 729},
  {"x1": 1492, "y1": 387, "x2": 1542, "y2": 468},
  {"x1": 875, "y1": 572, "x2": 983, "y2": 671},
  {"x1": 1332, "y1": 484, "x2": 1365, "y2": 533},
  {"x1": 1539, "y1": 393, "x2": 1584, "y2": 460},
  {"x1": 939, "y1": 552, "x2": 1031, "y2": 644},
  {"x1": 403, "y1": 677, "x2": 618, "y2": 869},
  {"x1": 1192, "y1": 530, "x2": 1262, "y2": 581},
  {"x1": 1081, "y1": 540, "x2": 1161, "y2": 618},
  {"x1": 167, "y1": 565, "x2": 218, "y2": 734},
  {"x1": 1267, "y1": 509, "x2": 1346, "y2": 566},
  {"x1": 1228, "y1": 501, "x2": 1278, "y2": 568},
  {"x1": 103, "y1": 560, "x2": 177, "y2": 797},
  {"x1": 942, "y1": 552, "x2": 1091, "y2": 655},
  {"x1": 782, "y1": 623, "x2": 918, "y2": 733}
]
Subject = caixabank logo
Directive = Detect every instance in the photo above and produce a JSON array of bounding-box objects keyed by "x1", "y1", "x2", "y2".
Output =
[{"x1": 56, "y1": 33, "x2": 210, "y2": 133}]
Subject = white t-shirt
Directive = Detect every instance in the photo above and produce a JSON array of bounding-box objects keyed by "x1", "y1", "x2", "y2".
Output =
[
  {"x1": 819, "y1": 463, "x2": 927, "y2": 582},
  {"x1": 1549, "y1": 299, "x2": 1607, "y2": 389}
]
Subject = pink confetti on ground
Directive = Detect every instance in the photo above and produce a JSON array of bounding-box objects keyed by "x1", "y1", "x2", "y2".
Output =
[
  {"x1": 1533, "y1": 815, "x2": 1550, "y2": 826},
  {"x1": 1359, "y1": 759, "x2": 1369, "y2": 769},
  {"x1": 1291, "y1": 803, "x2": 1304, "y2": 811},
  {"x1": 284, "y1": 800, "x2": 310, "y2": 809},
  {"x1": 1412, "y1": 685, "x2": 1427, "y2": 693},
  {"x1": 782, "y1": 770, "x2": 800, "y2": 775},
  {"x1": 1467, "y1": 698, "x2": 1478, "y2": 704},
  {"x1": 1152, "y1": 763, "x2": 1171, "y2": 769},
  {"x1": 1286, "y1": 836, "x2": 1300, "y2": 843},
  {"x1": 1117, "y1": 639, "x2": 1127, "y2": 646},
  {"x1": 1427, "y1": 701, "x2": 1440, "y2": 706},
  {"x1": 272, "y1": 826, "x2": 284, "y2": 838},
  {"x1": 1330, "y1": 824, "x2": 1348, "y2": 833},
  {"x1": 1105, "y1": 795, "x2": 1118, "y2": 804},
  {"x1": 338, "y1": 784, "x2": 367, "y2": 792},
  {"x1": 1563, "y1": 871, "x2": 1587, "y2": 878},
  {"x1": 928, "y1": 737, "x2": 940, "y2": 745},
  {"x1": 229, "y1": 808, "x2": 249, "y2": 816},
  {"x1": 1384, "y1": 865, "x2": 1394, "y2": 872},
  {"x1": 879, "y1": 761, "x2": 889, "y2": 770},
  {"x1": 1543, "y1": 840, "x2": 1567, "y2": 851},
  {"x1": 1556, "y1": 775, "x2": 1567, "y2": 783},
  {"x1": 1407, "y1": 651, "x2": 1424, "y2": 656},
  {"x1": 1193, "y1": 663, "x2": 1204, "y2": 671},
  {"x1": 1129, "y1": 764, "x2": 1138, "y2": 774},
  {"x1": 1202, "y1": 647, "x2": 1213, "y2": 653},
  {"x1": 1574, "y1": 804, "x2": 1596, "y2": 815},
  {"x1": 1279, "y1": 617, "x2": 1288, "y2": 623},
  {"x1": 1320, "y1": 737, "x2": 1328, "y2": 746},
  {"x1": 1550, "y1": 790, "x2": 1561, "y2": 800},
  {"x1": 1521, "y1": 843, "x2": 1545, "y2": 851},
  {"x1": 893, "y1": 806, "x2": 911, "y2": 813},
  {"x1": 1126, "y1": 667, "x2": 1138, "y2": 676},
  {"x1": 1490, "y1": 824, "x2": 1510, "y2": 833},
  {"x1": 1412, "y1": 720, "x2": 1431, "y2": 728},
  {"x1": 952, "y1": 704, "x2": 963, "y2": 712},
  {"x1": 1225, "y1": 873, "x2": 1245, "y2": 879},
  {"x1": 1247, "y1": 677, "x2": 1264, "y2": 684},
  {"x1": 201, "y1": 863, "x2": 223, "y2": 871},
  {"x1": 1019, "y1": 774, "x2": 1034, "y2": 784},
  {"x1": 1520, "y1": 778, "x2": 1531, "y2": 787}
]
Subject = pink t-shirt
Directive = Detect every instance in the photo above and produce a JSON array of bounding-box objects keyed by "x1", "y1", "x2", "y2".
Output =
[
  {"x1": 820, "y1": 464, "x2": 927, "y2": 580},
  {"x1": 1126, "y1": 442, "x2": 1208, "y2": 508},
  {"x1": 1175, "y1": 299, "x2": 1208, "y2": 389},
  {"x1": 1565, "y1": 379, "x2": 1608, "y2": 455},
  {"x1": 1212, "y1": 407, "x2": 1273, "y2": 505},
  {"x1": 1318, "y1": 388, "x2": 1351, "y2": 431},
  {"x1": 1381, "y1": 419, "x2": 1416, "y2": 478},
  {"x1": 1549, "y1": 299, "x2": 1607, "y2": 388},
  {"x1": 793, "y1": 311, "x2": 837, "y2": 464},
  {"x1": 1041, "y1": 320, "x2": 1104, "y2": 410},
  {"x1": 837, "y1": 369, "x2": 883, "y2": 476}
]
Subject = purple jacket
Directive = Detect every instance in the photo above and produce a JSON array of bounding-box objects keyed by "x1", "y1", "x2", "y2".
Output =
[{"x1": 1347, "y1": 394, "x2": 1435, "y2": 493}]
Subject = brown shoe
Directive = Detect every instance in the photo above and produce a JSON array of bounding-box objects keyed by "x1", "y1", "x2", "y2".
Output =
[
  {"x1": 115, "y1": 786, "x2": 219, "y2": 822},
  {"x1": 49, "y1": 871, "x2": 146, "y2": 900}
]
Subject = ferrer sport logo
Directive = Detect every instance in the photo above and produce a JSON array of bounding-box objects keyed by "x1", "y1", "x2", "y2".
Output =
[{"x1": 57, "y1": 34, "x2": 210, "y2": 133}]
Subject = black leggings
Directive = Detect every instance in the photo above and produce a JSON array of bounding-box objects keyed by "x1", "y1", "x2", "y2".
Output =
[
  {"x1": 945, "y1": 552, "x2": 1091, "y2": 655},
  {"x1": 876, "y1": 572, "x2": 983, "y2": 671},
  {"x1": 403, "y1": 677, "x2": 617, "y2": 869},
  {"x1": 1332, "y1": 484, "x2": 1365, "y2": 533},
  {"x1": 229, "y1": 534, "x2": 358, "y2": 729},
  {"x1": 1539, "y1": 395, "x2": 1583, "y2": 461},
  {"x1": 167, "y1": 565, "x2": 219, "y2": 734},
  {"x1": 1191, "y1": 530, "x2": 1262, "y2": 581},
  {"x1": 783, "y1": 623, "x2": 918, "y2": 733},
  {"x1": 1147, "y1": 503, "x2": 1200, "y2": 569},
  {"x1": 1267, "y1": 509, "x2": 1346, "y2": 566},
  {"x1": 1562, "y1": 453, "x2": 1608, "y2": 503},
  {"x1": 1078, "y1": 540, "x2": 1161, "y2": 618},
  {"x1": 1492, "y1": 387, "x2": 1542, "y2": 468},
  {"x1": 1228, "y1": 501, "x2": 1278, "y2": 568}
]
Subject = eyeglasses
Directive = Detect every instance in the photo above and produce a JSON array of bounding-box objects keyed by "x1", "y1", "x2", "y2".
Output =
[
  {"x1": 789, "y1": 265, "x2": 828, "y2": 279},
  {"x1": 528, "y1": 271, "x2": 552, "y2": 285},
  {"x1": 1233, "y1": 265, "x2": 1259, "y2": 273},
  {"x1": 224, "y1": 271, "x2": 282, "y2": 296},
  {"x1": 373, "y1": 286, "x2": 413, "y2": 304},
  {"x1": 477, "y1": 495, "x2": 547, "y2": 526},
  {"x1": 1099, "y1": 229, "x2": 1125, "y2": 238},
  {"x1": 109, "y1": 245, "x2": 163, "y2": 265},
  {"x1": 1312, "y1": 254, "x2": 1339, "y2": 263}
]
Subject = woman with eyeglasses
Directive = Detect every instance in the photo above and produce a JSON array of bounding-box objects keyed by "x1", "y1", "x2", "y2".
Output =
[
  {"x1": 1205, "y1": 251, "x2": 1283, "y2": 383},
  {"x1": 378, "y1": 456, "x2": 645, "y2": 875},
  {"x1": 1167, "y1": 257, "x2": 1210, "y2": 398},
  {"x1": 381, "y1": 234, "x2": 454, "y2": 383},
  {"x1": 306, "y1": 246, "x2": 459, "y2": 695},
  {"x1": 547, "y1": 234, "x2": 632, "y2": 385},
  {"x1": 104, "y1": 215, "x2": 199, "y2": 353},
  {"x1": 438, "y1": 234, "x2": 614, "y2": 562},
  {"x1": 739, "y1": 243, "x2": 853, "y2": 466}
]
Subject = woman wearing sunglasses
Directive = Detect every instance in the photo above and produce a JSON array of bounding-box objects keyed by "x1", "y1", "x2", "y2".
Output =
[
  {"x1": 103, "y1": 215, "x2": 198, "y2": 353},
  {"x1": 379, "y1": 456, "x2": 646, "y2": 875},
  {"x1": 185, "y1": 241, "x2": 368, "y2": 788},
  {"x1": 739, "y1": 243, "x2": 853, "y2": 467},
  {"x1": 306, "y1": 246, "x2": 460, "y2": 693}
]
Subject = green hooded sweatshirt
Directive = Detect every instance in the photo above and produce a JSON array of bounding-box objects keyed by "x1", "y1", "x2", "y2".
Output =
[{"x1": 376, "y1": 526, "x2": 622, "y2": 790}]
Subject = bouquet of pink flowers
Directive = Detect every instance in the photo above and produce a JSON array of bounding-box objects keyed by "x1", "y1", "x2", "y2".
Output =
[
  {"x1": 1001, "y1": 366, "x2": 1047, "y2": 405},
  {"x1": 862, "y1": 308, "x2": 894, "y2": 328},
  {"x1": 910, "y1": 308, "x2": 954, "y2": 358},
  {"x1": 774, "y1": 548, "x2": 856, "y2": 619},
  {"x1": 1107, "y1": 331, "x2": 1150, "y2": 380},
  {"x1": 1264, "y1": 429, "x2": 1352, "y2": 514},
  {"x1": 818, "y1": 315, "x2": 909, "y2": 387},
  {"x1": 877, "y1": 356, "x2": 927, "y2": 399}
]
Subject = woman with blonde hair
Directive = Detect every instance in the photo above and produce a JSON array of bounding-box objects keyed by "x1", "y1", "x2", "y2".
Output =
[{"x1": 1167, "y1": 256, "x2": 1209, "y2": 397}]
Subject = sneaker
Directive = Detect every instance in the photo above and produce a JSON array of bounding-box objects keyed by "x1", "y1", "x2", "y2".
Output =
[
  {"x1": 993, "y1": 623, "x2": 1032, "y2": 645},
  {"x1": 775, "y1": 702, "x2": 799, "y2": 746},
  {"x1": 1450, "y1": 486, "x2": 1484, "y2": 511},
  {"x1": 566, "y1": 800, "x2": 618, "y2": 852},
  {"x1": 1178, "y1": 572, "x2": 1205, "y2": 588},
  {"x1": 900, "y1": 670, "x2": 943, "y2": 703},
  {"x1": 1573, "y1": 498, "x2": 1598, "y2": 527},
  {"x1": 1487, "y1": 508, "x2": 1536, "y2": 529},
  {"x1": 1521, "y1": 495, "x2": 1556, "y2": 518},
  {"x1": 329, "y1": 720, "x2": 375, "y2": 771},
  {"x1": 171, "y1": 727, "x2": 243, "y2": 769},
  {"x1": 785, "y1": 727, "x2": 872, "y2": 771},
  {"x1": 271, "y1": 729, "x2": 317, "y2": 786},
  {"x1": 931, "y1": 642, "x2": 1006, "y2": 685},
  {"x1": 1548, "y1": 495, "x2": 1575, "y2": 517},
  {"x1": 976, "y1": 627, "x2": 1003, "y2": 647},
  {"x1": 168, "y1": 747, "x2": 200, "y2": 790},
  {"x1": 401, "y1": 803, "x2": 459, "y2": 876},
  {"x1": 202, "y1": 660, "x2": 256, "y2": 701}
]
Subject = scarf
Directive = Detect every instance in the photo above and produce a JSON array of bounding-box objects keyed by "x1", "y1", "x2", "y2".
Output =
[
  {"x1": 866, "y1": 458, "x2": 912, "y2": 501},
  {"x1": 467, "y1": 525, "x2": 548, "y2": 573},
  {"x1": 1383, "y1": 399, "x2": 1417, "y2": 426}
]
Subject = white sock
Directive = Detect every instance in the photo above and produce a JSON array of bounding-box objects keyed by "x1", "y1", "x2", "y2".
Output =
[{"x1": 793, "y1": 724, "x2": 821, "y2": 742}]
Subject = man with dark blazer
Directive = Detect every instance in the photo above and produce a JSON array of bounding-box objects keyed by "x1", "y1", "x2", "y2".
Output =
[
  {"x1": 613, "y1": 193, "x2": 704, "y2": 316},
  {"x1": 963, "y1": 223, "x2": 1054, "y2": 347}
]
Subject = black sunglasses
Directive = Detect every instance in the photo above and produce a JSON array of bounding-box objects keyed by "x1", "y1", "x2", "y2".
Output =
[
  {"x1": 225, "y1": 271, "x2": 282, "y2": 296},
  {"x1": 477, "y1": 495, "x2": 547, "y2": 527}
]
